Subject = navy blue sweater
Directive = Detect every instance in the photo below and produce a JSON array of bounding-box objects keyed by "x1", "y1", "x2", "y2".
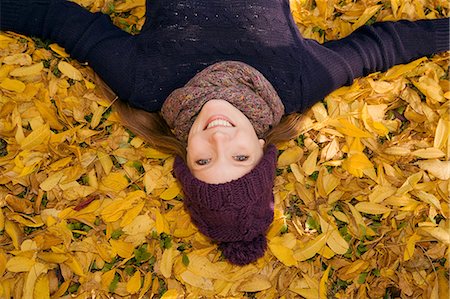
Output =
[{"x1": 1, "y1": 0, "x2": 449, "y2": 114}]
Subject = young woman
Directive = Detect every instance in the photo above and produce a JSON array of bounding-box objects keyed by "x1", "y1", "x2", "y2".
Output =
[{"x1": 1, "y1": 0, "x2": 449, "y2": 265}]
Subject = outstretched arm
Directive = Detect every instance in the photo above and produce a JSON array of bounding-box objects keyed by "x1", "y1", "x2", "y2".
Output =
[
  {"x1": 1, "y1": 0, "x2": 137, "y2": 100},
  {"x1": 299, "y1": 18, "x2": 449, "y2": 105}
]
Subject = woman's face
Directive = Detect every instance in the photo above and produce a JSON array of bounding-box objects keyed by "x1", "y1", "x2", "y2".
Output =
[{"x1": 186, "y1": 100, "x2": 265, "y2": 184}]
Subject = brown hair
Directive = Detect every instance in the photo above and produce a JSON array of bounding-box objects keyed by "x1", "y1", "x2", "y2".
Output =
[{"x1": 95, "y1": 76, "x2": 304, "y2": 159}]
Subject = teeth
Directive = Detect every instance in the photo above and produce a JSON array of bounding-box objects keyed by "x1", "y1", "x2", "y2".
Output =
[{"x1": 206, "y1": 119, "x2": 233, "y2": 129}]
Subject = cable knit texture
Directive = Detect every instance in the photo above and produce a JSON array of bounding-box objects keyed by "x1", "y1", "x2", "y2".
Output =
[
  {"x1": 1, "y1": 0, "x2": 448, "y2": 115},
  {"x1": 161, "y1": 61, "x2": 284, "y2": 142},
  {"x1": 173, "y1": 145, "x2": 277, "y2": 265}
]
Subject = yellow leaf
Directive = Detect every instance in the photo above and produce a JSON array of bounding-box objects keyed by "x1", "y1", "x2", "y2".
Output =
[
  {"x1": 289, "y1": 288, "x2": 319, "y2": 299},
  {"x1": 268, "y1": 242, "x2": 297, "y2": 267},
  {"x1": 418, "y1": 227, "x2": 450, "y2": 245},
  {"x1": 354, "y1": 202, "x2": 392, "y2": 215},
  {"x1": 382, "y1": 57, "x2": 427, "y2": 80},
  {"x1": 120, "y1": 201, "x2": 145, "y2": 227},
  {"x1": 278, "y1": 146, "x2": 304, "y2": 167},
  {"x1": 384, "y1": 146, "x2": 411, "y2": 156},
  {"x1": 139, "y1": 272, "x2": 153, "y2": 298},
  {"x1": 114, "y1": 0, "x2": 145, "y2": 12},
  {"x1": 10, "y1": 62, "x2": 43, "y2": 77},
  {"x1": 327, "y1": 229, "x2": 349, "y2": 255},
  {"x1": 37, "y1": 252, "x2": 68, "y2": 264},
  {"x1": 155, "y1": 209, "x2": 170, "y2": 234},
  {"x1": 302, "y1": 148, "x2": 319, "y2": 175},
  {"x1": 319, "y1": 265, "x2": 331, "y2": 299},
  {"x1": 0, "y1": 78, "x2": 26, "y2": 92},
  {"x1": 332, "y1": 211, "x2": 349, "y2": 223},
  {"x1": 434, "y1": 118, "x2": 449, "y2": 150},
  {"x1": 33, "y1": 274, "x2": 50, "y2": 299},
  {"x1": 34, "y1": 100, "x2": 64, "y2": 130},
  {"x1": 320, "y1": 245, "x2": 336, "y2": 259},
  {"x1": 97, "y1": 151, "x2": 113, "y2": 175},
  {"x1": 49, "y1": 44, "x2": 69, "y2": 57},
  {"x1": 238, "y1": 275, "x2": 272, "y2": 292},
  {"x1": 294, "y1": 233, "x2": 328, "y2": 261},
  {"x1": 180, "y1": 270, "x2": 214, "y2": 291},
  {"x1": 0, "y1": 251, "x2": 6, "y2": 277},
  {"x1": 5, "y1": 219, "x2": 22, "y2": 249},
  {"x1": 90, "y1": 105, "x2": 105, "y2": 129},
  {"x1": 346, "y1": 203, "x2": 366, "y2": 236},
  {"x1": 39, "y1": 171, "x2": 64, "y2": 191},
  {"x1": 8, "y1": 213, "x2": 44, "y2": 228},
  {"x1": 110, "y1": 239, "x2": 135, "y2": 259},
  {"x1": 412, "y1": 147, "x2": 445, "y2": 159},
  {"x1": 417, "y1": 159, "x2": 450, "y2": 180},
  {"x1": 160, "y1": 182, "x2": 181, "y2": 200},
  {"x1": 101, "y1": 269, "x2": 116, "y2": 290},
  {"x1": 160, "y1": 289, "x2": 180, "y2": 299},
  {"x1": 339, "y1": 260, "x2": 369, "y2": 281},
  {"x1": 368, "y1": 185, "x2": 397, "y2": 203},
  {"x1": 144, "y1": 148, "x2": 171, "y2": 159},
  {"x1": 396, "y1": 171, "x2": 422, "y2": 195},
  {"x1": 438, "y1": 269, "x2": 449, "y2": 299},
  {"x1": 126, "y1": 270, "x2": 141, "y2": 294},
  {"x1": 317, "y1": 167, "x2": 340, "y2": 197},
  {"x1": 57, "y1": 61, "x2": 83, "y2": 80},
  {"x1": 99, "y1": 172, "x2": 129, "y2": 192},
  {"x1": 184, "y1": 253, "x2": 227, "y2": 280},
  {"x1": 6, "y1": 256, "x2": 35, "y2": 272},
  {"x1": 333, "y1": 119, "x2": 372, "y2": 138},
  {"x1": 65, "y1": 255, "x2": 85, "y2": 277},
  {"x1": 51, "y1": 280, "x2": 70, "y2": 298},
  {"x1": 404, "y1": 233, "x2": 421, "y2": 261},
  {"x1": 342, "y1": 152, "x2": 373, "y2": 178},
  {"x1": 23, "y1": 263, "x2": 48, "y2": 299},
  {"x1": 415, "y1": 190, "x2": 442, "y2": 211},
  {"x1": 352, "y1": 5, "x2": 382, "y2": 30},
  {"x1": 20, "y1": 124, "x2": 51, "y2": 150},
  {"x1": 84, "y1": 78, "x2": 96, "y2": 89},
  {"x1": 413, "y1": 76, "x2": 445, "y2": 103},
  {"x1": 3, "y1": 53, "x2": 32, "y2": 65},
  {"x1": 160, "y1": 246, "x2": 178, "y2": 278},
  {"x1": 123, "y1": 214, "x2": 154, "y2": 246}
]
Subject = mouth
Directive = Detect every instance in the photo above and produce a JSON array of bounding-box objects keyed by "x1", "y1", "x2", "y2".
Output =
[{"x1": 204, "y1": 115, "x2": 234, "y2": 130}]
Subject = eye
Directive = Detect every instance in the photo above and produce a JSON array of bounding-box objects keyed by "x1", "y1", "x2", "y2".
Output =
[
  {"x1": 195, "y1": 158, "x2": 211, "y2": 166},
  {"x1": 233, "y1": 155, "x2": 249, "y2": 162}
]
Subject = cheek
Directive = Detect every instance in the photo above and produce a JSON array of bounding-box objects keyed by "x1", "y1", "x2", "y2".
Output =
[{"x1": 186, "y1": 135, "x2": 211, "y2": 160}]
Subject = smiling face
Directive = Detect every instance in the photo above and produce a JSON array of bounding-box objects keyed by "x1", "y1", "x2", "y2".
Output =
[{"x1": 186, "y1": 100, "x2": 265, "y2": 184}]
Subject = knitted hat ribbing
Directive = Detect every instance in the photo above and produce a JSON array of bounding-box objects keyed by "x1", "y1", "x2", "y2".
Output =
[{"x1": 173, "y1": 144, "x2": 277, "y2": 265}]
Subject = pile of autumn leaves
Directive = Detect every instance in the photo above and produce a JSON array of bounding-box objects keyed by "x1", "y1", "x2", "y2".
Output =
[{"x1": 0, "y1": 0, "x2": 449, "y2": 298}]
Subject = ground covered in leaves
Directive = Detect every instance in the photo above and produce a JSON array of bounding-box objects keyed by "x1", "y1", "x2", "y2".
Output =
[{"x1": 0, "y1": 0, "x2": 449, "y2": 298}]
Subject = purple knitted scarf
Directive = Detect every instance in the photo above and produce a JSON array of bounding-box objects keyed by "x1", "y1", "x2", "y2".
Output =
[{"x1": 161, "y1": 61, "x2": 284, "y2": 142}]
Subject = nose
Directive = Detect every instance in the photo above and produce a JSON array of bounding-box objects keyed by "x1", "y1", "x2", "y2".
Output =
[{"x1": 209, "y1": 130, "x2": 230, "y2": 146}]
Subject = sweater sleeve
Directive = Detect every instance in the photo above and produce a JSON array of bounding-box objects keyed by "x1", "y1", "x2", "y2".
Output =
[
  {"x1": 300, "y1": 18, "x2": 450, "y2": 105},
  {"x1": 1, "y1": 0, "x2": 137, "y2": 100}
]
